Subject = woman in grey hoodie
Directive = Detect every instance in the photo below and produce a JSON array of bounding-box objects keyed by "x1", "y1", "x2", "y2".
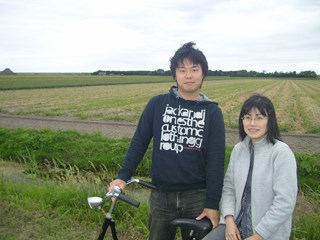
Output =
[{"x1": 203, "y1": 94, "x2": 297, "y2": 240}]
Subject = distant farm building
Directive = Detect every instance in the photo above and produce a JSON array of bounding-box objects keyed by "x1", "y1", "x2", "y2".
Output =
[{"x1": 0, "y1": 68, "x2": 16, "y2": 75}]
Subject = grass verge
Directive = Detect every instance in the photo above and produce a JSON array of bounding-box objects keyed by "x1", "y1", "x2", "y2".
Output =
[
  {"x1": 0, "y1": 160, "x2": 148, "y2": 239},
  {"x1": 0, "y1": 127, "x2": 319, "y2": 239}
]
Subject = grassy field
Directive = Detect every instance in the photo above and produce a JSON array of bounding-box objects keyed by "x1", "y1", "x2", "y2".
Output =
[{"x1": 1, "y1": 74, "x2": 320, "y2": 133}]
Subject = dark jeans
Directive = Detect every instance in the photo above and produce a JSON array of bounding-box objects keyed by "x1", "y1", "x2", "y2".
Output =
[{"x1": 148, "y1": 188, "x2": 207, "y2": 240}]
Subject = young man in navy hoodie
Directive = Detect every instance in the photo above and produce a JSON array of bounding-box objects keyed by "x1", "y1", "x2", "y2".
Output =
[{"x1": 108, "y1": 42, "x2": 225, "y2": 240}]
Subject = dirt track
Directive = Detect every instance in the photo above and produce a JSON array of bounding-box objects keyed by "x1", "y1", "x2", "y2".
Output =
[{"x1": 0, "y1": 113, "x2": 319, "y2": 153}]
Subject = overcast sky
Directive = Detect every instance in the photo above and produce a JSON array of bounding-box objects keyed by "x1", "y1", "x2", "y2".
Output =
[{"x1": 1, "y1": 0, "x2": 319, "y2": 73}]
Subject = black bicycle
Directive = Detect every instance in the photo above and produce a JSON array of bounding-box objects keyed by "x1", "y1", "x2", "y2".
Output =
[{"x1": 87, "y1": 179, "x2": 212, "y2": 240}]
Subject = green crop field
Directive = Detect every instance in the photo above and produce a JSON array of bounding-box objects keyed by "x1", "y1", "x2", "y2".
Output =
[
  {"x1": 0, "y1": 74, "x2": 319, "y2": 133},
  {"x1": 0, "y1": 74, "x2": 173, "y2": 90}
]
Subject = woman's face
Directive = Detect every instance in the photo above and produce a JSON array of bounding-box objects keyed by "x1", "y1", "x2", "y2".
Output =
[{"x1": 242, "y1": 107, "x2": 268, "y2": 144}]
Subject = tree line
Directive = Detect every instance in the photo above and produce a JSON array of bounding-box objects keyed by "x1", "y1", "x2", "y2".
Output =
[{"x1": 92, "y1": 69, "x2": 318, "y2": 78}]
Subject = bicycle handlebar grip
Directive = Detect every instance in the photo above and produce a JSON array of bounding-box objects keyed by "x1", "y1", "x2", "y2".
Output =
[
  {"x1": 117, "y1": 192, "x2": 140, "y2": 207},
  {"x1": 138, "y1": 180, "x2": 157, "y2": 189}
]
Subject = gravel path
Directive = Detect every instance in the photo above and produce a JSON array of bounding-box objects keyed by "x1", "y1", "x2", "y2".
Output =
[{"x1": 0, "y1": 113, "x2": 319, "y2": 153}]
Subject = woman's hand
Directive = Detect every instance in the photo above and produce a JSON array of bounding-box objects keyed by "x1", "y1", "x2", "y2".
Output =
[
  {"x1": 225, "y1": 215, "x2": 241, "y2": 240},
  {"x1": 245, "y1": 233, "x2": 263, "y2": 240}
]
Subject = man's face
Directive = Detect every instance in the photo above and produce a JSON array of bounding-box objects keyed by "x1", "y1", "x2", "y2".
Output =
[{"x1": 175, "y1": 59, "x2": 204, "y2": 100}]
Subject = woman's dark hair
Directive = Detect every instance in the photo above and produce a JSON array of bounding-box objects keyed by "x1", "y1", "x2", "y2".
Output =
[
  {"x1": 238, "y1": 94, "x2": 281, "y2": 144},
  {"x1": 169, "y1": 42, "x2": 208, "y2": 80}
]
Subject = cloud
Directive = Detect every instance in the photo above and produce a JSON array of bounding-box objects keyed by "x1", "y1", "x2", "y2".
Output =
[{"x1": 0, "y1": 0, "x2": 319, "y2": 73}]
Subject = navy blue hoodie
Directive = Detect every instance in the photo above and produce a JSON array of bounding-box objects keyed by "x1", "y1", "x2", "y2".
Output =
[{"x1": 117, "y1": 86, "x2": 225, "y2": 209}]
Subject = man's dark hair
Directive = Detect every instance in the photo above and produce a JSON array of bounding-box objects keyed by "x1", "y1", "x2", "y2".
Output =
[
  {"x1": 238, "y1": 94, "x2": 281, "y2": 144},
  {"x1": 170, "y1": 42, "x2": 208, "y2": 80}
]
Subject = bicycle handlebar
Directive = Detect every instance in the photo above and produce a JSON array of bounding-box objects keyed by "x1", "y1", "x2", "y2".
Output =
[
  {"x1": 117, "y1": 191, "x2": 140, "y2": 207},
  {"x1": 112, "y1": 179, "x2": 155, "y2": 207},
  {"x1": 89, "y1": 179, "x2": 212, "y2": 239},
  {"x1": 127, "y1": 178, "x2": 156, "y2": 189},
  {"x1": 88, "y1": 179, "x2": 155, "y2": 211}
]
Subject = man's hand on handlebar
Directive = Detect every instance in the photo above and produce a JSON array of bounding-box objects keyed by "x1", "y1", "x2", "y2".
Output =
[
  {"x1": 108, "y1": 179, "x2": 127, "y2": 193},
  {"x1": 196, "y1": 208, "x2": 219, "y2": 229}
]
